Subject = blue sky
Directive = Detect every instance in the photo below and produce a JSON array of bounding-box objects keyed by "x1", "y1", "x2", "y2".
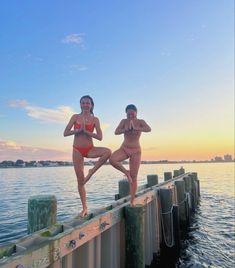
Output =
[{"x1": 0, "y1": 0, "x2": 234, "y2": 161}]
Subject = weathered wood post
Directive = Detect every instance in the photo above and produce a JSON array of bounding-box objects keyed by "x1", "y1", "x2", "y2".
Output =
[
  {"x1": 118, "y1": 179, "x2": 130, "y2": 199},
  {"x1": 192, "y1": 172, "x2": 200, "y2": 197},
  {"x1": 28, "y1": 195, "x2": 57, "y2": 234},
  {"x1": 173, "y1": 170, "x2": 180, "y2": 178},
  {"x1": 125, "y1": 205, "x2": 145, "y2": 268},
  {"x1": 159, "y1": 188, "x2": 180, "y2": 258},
  {"x1": 172, "y1": 205, "x2": 180, "y2": 257},
  {"x1": 174, "y1": 180, "x2": 188, "y2": 228},
  {"x1": 188, "y1": 174, "x2": 197, "y2": 211},
  {"x1": 164, "y1": 172, "x2": 172, "y2": 181},
  {"x1": 179, "y1": 167, "x2": 185, "y2": 175},
  {"x1": 147, "y1": 174, "x2": 158, "y2": 187},
  {"x1": 159, "y1": 188, "x2": 174, "y2": 249},
  {"x1": 183, "y1": 176, "x2": 192, "y2": 221}
]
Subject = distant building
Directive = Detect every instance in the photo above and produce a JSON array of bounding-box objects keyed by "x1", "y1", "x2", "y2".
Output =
[
  {"x1": 214, "y1": 156, "x2": 223, "y2": 162},
  {"x1": 224, "y1": 154, "x2": 232, "y2": 162}
]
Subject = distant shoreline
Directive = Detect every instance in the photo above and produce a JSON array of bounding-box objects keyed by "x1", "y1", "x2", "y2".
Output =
[{"x1": 0, "y1": 160, "x2": 234, "y2": 169}]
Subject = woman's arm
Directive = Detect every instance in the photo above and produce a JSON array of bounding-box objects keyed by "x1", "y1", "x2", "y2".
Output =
[
  {"x1": 114, "y1": 119, "x2": 127, "y2": 135},
  {"x1": 63, "y1": 115, "x2": 77, "y2": 137},
  {"x1": 133, "y1": 119, "x2": 151, "y2": 132},
  {"x1": 83, "y1": 117, "x2": 103, "y2": 141}
]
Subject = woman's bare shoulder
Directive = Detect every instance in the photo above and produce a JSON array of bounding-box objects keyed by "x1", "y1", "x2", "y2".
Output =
[
  {"x1": 93, "y1": 116, "x2": 100, "y2": 122},
  {"x1": 71, "y1": 113, "x2": 80, "y2": 120},
  {"x1": 68, "y1": 114, "x2": 80, "y2": 123}
]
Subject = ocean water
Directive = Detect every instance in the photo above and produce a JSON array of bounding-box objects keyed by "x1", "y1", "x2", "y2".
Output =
[{"x1": 0, "y1": 162, "x2": 234, "y2": 267}]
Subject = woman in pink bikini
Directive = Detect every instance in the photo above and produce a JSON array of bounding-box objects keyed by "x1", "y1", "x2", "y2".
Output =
[
  {"x1": 109, "y1": 104, "x2": 151, "y2": 207},
  {"x1": 64, "y1": 95, "x2": 111, "y2": 217}
]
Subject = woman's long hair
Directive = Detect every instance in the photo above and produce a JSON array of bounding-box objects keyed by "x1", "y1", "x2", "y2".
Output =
[{"x1": 80, "y1": 95, "x2": 94, "y2": 114}]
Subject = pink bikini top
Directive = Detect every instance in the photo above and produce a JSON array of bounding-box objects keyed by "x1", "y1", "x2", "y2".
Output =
[{"x1": 74, "y1": 122, "x2": 94, "y2": 132}]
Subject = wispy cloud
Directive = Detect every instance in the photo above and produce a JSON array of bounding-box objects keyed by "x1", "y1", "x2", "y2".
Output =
[
  {"x1": 8, "y1": 100, "x2": 75, "y2": 124},
  {"x1": 62, "y1": 33, "x2": 85, "y2": 48},
  {"x1": 8, "y1": 99, "x2": 110, "y2": 130},
  {"x1": 69, "y1": 64, "x2": 88, "y2": 72},
  {"x1": 25, "y1": 105, "x2": 75, "y2": 124},
  {"x1": 8, "y1": 99, "x2": 28, "y2": 108},
  {"x1": 0, "y1": 139, "x2": 70, "y2": 161}
]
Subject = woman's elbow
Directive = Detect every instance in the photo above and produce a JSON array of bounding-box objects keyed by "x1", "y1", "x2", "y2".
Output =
[{"x1": 97, "y1": 134, "x2": 102, "y2": 141}]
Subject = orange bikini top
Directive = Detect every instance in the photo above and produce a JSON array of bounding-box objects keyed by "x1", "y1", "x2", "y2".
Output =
[{"x1": 74, "y1": 122, "x2": 94, "y2": 132}]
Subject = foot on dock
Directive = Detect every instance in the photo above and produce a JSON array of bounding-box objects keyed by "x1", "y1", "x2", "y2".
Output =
[
  {"x1": 80, "y1": 208, "x2": 88, "y2": 218},
  {"x1": 130, "y1": 201, "x2": 135, "y2": 208}
]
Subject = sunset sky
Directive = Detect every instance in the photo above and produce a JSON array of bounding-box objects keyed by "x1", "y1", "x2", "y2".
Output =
[{"x1": 0, "y1": 0, "x2": 234, "y2": 161}]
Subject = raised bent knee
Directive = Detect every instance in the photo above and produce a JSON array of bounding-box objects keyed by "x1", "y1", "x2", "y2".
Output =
[
  {"x1": 105, "y1": 148, "x2": 112, "y2": 159},
  {"x1": 109, "y1": 155, "x2": 117, "y2": 166}
]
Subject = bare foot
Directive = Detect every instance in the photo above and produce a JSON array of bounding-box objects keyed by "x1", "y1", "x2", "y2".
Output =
[
  {"x1": 130, "y1": 201, "x2": 135, "y2": 207},
  {"x1": 84, "y1": 168, "x2": 94, "y2": 184},
  {"x1": 80, "y1": 208, "x2": 88, "y2": 218}
]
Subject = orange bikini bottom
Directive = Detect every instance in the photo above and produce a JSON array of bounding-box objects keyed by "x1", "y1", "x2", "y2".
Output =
[{"x1": 73, "y1": 144, "x2": 93, "y2": 157}]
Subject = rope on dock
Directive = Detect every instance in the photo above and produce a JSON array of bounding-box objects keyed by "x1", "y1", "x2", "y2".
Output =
[
  {"x1": 160, "y1": 205, "x2": 175, "y2": 248},
  {"x1": 177, "y1": 195, "x2": 188, "y2": 206}
]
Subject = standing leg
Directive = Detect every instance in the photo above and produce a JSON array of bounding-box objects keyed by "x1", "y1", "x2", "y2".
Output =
[
  {"x1": 84, "y1": 147, "x2": 111, "y2": 183},
  {"x1": 73, "y1": 149, "x2": 88, "y2": 217},
  {"x1": 129, "y1": 152, "x2": 141, "y2": 207},
  {"x1": 109, "y1": 148, "x2": 133, "y2": 184}
]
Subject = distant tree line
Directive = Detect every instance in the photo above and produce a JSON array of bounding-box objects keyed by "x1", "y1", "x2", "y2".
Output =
[{"x1": 0, "y1": 160, "x2": 73, "y2": 168}]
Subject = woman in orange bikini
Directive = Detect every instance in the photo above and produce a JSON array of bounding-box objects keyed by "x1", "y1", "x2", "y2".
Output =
[
  {"x1": 64, "y1": 95, "x2": 111, "y2": 217},
  {"x1": 109, "y1": 104, "x2": 151, "y2": 207}
]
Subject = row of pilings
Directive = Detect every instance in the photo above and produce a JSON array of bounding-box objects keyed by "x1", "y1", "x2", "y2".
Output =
[{"x1": 0, "y1": 170, "x2": 200, "y2": 268}]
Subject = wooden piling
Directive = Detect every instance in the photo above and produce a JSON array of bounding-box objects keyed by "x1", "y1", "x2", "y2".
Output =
[
  {"x1": 174, "y1": 181, "x2": 187, "y2": 227},
  {"x1": 173, "y1": 170, "x2": 180, "y2": 178},
  {"x1": 118, "y1": 179, "x2": 130, "y2": 199},
  {"x1": 172, "y1": 205, "x2": 180, "y2": 257},
  {"x1": 164, "y1": 172, "x2": 172, "y2": 181},
  {"x1": 28, "y1": 195, "x2": 57, "y2": 234},
  {"x1": 191, "y1": 172, "x2": 198, "y2": 180},
  {"x1": 192, "y1": 172, "x2": 200, "y2": 197},
  {"x1": 125, "y1": 205, "x2": 145, "y2": 268},
  {"x1": 159, "y1": 188, "x2": 174, "y2": 248},
  {"x1": 179, "y1": 167, "x2": 185, "y2": 175},
  {"x1": 159, "y1": 189, "x2": 181, "y2": 259},
  {"x1": 147, "y1": 174, "x2": 158, "y2": 187},
  {"x1": 188, "y1": 175, "x2": 198, "y2": 211},
  {"x1": 183, "y1": 176, "x2": 192, "y2": 221},
  {"x1": 183, "y1": 176, "x2": 191, "y2": 193}
]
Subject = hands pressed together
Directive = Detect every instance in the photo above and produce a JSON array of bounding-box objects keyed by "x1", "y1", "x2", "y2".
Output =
[{"x1": 124, "y1": 120, "x2": 139, "y2": 133}]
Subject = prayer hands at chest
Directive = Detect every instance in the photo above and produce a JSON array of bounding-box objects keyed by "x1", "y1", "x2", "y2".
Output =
[{"x1": 125, "y1": 120, "x2": 139, "y2": 134}]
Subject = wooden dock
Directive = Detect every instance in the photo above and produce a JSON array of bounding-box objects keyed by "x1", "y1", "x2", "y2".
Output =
[{"x1": 0, "y1": 170, "x2": 200, "y2": 268}]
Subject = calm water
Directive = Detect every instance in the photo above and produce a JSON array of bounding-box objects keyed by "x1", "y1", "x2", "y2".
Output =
[{"x1": 0, "y1": 163, "x2": 234, "y2": 267}]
